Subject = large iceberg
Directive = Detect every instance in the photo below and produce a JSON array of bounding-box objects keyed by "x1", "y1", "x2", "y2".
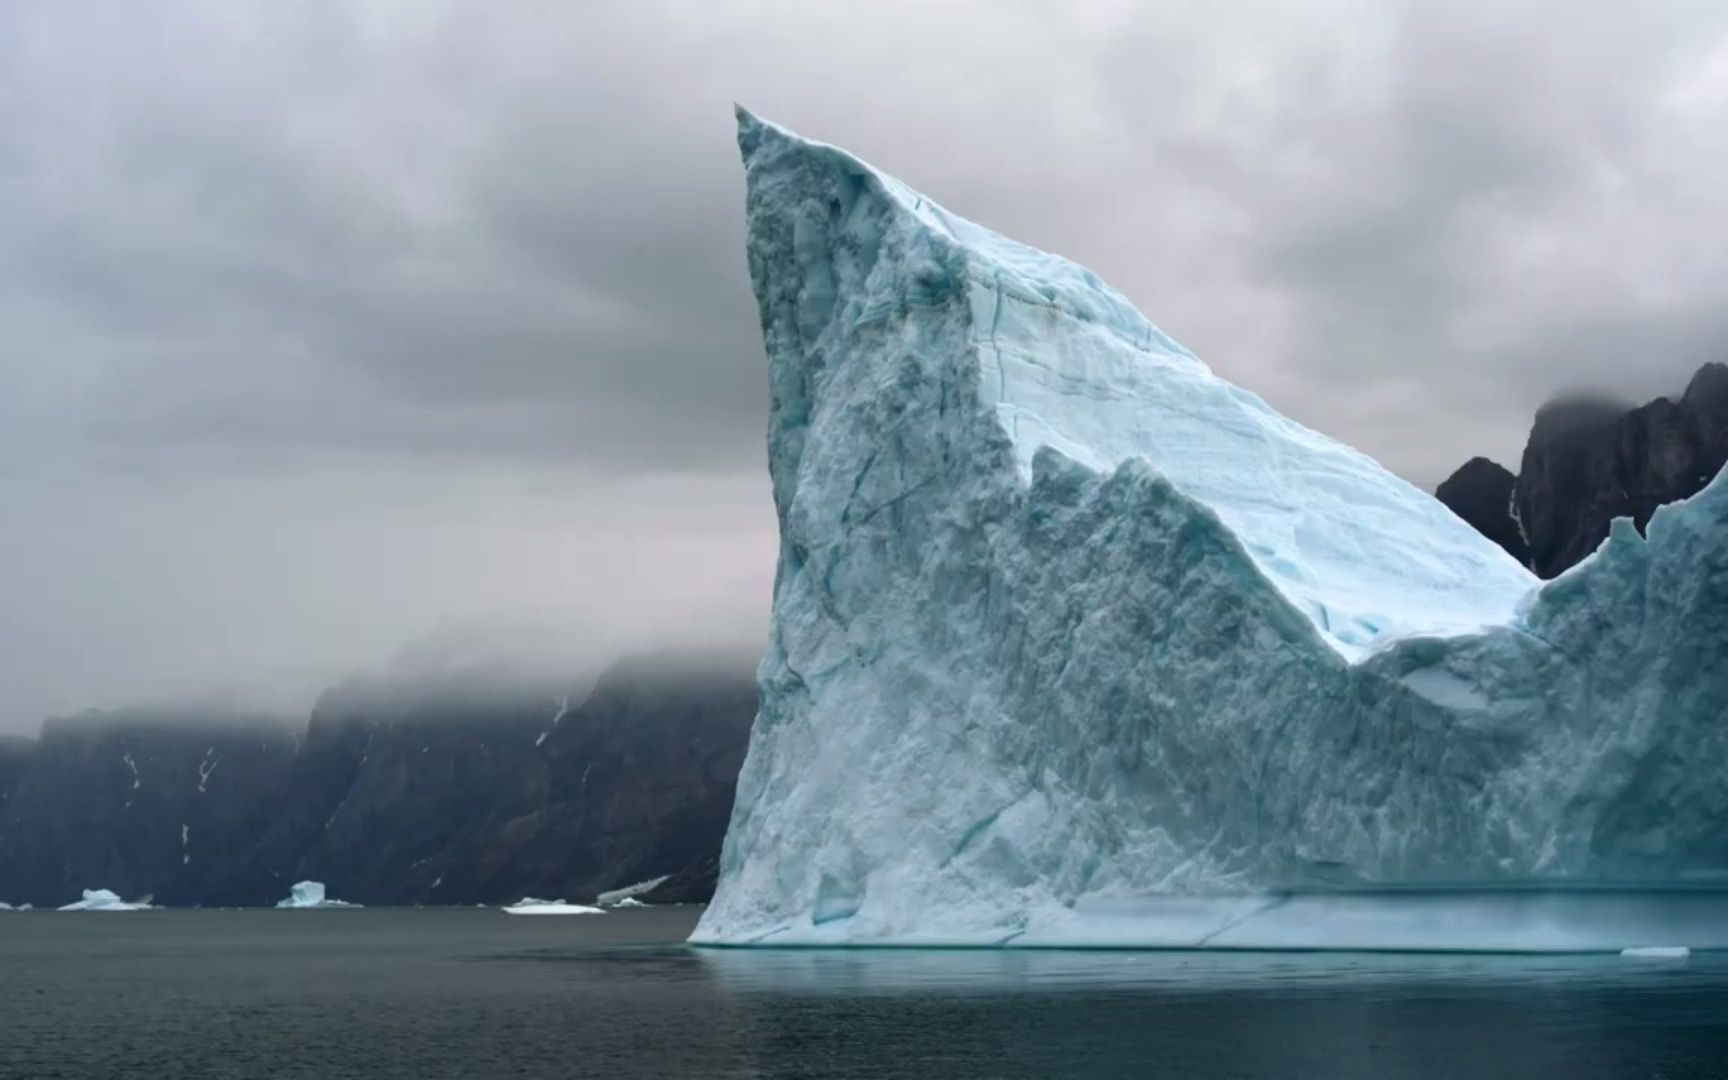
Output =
[{"x1": 691, "y1": 110, "x2": 1728, "y2": 951}]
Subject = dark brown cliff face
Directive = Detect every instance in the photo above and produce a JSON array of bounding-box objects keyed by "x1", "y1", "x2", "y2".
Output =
[
  {"x1": 0, "y1": 654, "x2": 757, "y2": 909},
  {"x1": 0, "y1": 713, "x2": 300, "y2": 907},
  {"x1": 1439, "y1": 363, "x2": 1728, "y2": 578},
  {"x1": 0, "y1": 736, "x2": 33, "y2": 814},
  {"x1": 1435, "y1": 457, "x2": 1528, "y2": 566}
]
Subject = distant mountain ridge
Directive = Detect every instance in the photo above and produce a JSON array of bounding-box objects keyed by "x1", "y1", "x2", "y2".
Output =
[
  {"x1": 1440, "y1": 362, "x2": 1728, "y2": 577},
  {"x1": 0, "y1": 653, "x2": 756, "y2": 909}
]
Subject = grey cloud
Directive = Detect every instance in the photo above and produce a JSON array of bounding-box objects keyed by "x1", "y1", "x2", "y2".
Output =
[{"x1": 2, "y1": 0, "x2": 1727, "y2": 730}]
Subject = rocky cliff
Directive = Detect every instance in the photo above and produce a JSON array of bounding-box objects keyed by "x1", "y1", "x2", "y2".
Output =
[
  {"x1": 0, "y1": 736, "x2": 34, "y2": 813},
  {"x1": 1439, "y1": 363, "x2": 1728, "y2": 577},
  {"x1": 0, "y1": 655, "x2": 755, "y2": 908},
  {"x1": 1433, "y1": 457, "x2": 1529, "y2": 568},
  {"x1": 0, "y1": 712, "x2": 299, "y2": 907}
]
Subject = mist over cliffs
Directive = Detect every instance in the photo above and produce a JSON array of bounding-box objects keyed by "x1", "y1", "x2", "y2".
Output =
[
  {"x1": 1440, "y1": 363, "x2": 1728, "y2": 577},
  {"x1": 0, "y1": 652, "x2": 755, "y2": 909}
]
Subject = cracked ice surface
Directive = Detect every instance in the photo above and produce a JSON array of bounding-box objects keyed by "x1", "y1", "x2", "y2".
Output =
[{"x1": 691, "y1": 111, "x2": 1728, "y2": 951}]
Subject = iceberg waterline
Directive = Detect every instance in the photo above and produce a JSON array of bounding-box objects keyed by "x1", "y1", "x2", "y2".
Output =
[{"x1": 691, "y1": 110, "x2": 1728, "y2": 951}]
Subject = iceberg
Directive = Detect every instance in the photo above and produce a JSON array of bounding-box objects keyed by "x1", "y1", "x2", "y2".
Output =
[
  {"x1": 57, "y1": 889, "x2": 154, "y2": 912},
  {"x1": 691, "y1": 110, "x2": 1728, "y2": 952},
  {"x1": 275, "y1": 880, "x2": 360, "y2": 909},
  {"x1": 502, "y1": 897, "x2": 606, "y2": 916}
]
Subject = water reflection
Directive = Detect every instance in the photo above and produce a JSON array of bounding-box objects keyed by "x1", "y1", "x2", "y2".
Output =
[{"x1": 694, "y1": 943, "x2": 1714, "y2": 996}]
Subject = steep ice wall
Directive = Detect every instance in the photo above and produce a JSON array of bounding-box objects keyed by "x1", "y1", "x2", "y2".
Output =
[{"x1": 694, "y1": 110, "x2": 1728, "y2": 950}]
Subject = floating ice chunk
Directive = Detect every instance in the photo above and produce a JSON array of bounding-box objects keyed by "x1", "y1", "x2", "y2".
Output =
[
  {"x1": 502, "y1": 898, "x2": 605, "y2": 916},
  {"x1": 1621, "y1": 946, "x2": 1690, "y2": 959},
  {"x1": 275, "y1": 880, "x2": 360, "y2": 909},
  {"x1": 58, "y1": 889, "x2": 154, "y2": 912}
]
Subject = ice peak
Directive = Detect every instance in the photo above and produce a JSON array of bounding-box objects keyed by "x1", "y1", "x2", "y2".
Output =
[{"x1": 730, "y1": 114, "x2": 1534, "y2": 659}]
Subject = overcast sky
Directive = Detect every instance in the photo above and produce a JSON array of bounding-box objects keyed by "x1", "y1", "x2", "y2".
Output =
[{"x1": 2, "y1": 0, "x2": 1726, "y2": 732}]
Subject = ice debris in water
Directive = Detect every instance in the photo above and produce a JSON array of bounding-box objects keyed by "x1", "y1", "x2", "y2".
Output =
[
  {"x1": 58, "y1": 889, "x2": 154, "y2": 912},
  {"x1": 502, "y1": 898, "x2": 605, "y2": 916},
  {"x1": 275, "y1": 880, "x2": 360, "y2": 909},
  {"x1": 691, "y1": 109, "x2": 1728, "y2": 952}
]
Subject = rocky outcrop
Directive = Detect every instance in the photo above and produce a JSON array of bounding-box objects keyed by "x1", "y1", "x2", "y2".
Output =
[
  {"x1": 0, "y1": 654, "x2": 756, "y2": 908},
  {"x1": 1434, "y1": 457, "x2": 1528, "y2": 567},
  {"x1": 1440, "y1": 363, "x2": 1728, "y2": 577}
]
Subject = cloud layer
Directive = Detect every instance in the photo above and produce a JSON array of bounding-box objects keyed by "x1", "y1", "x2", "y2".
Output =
[{"x1": 2, "y1": 0, "x2": 1725, "y2": 730}]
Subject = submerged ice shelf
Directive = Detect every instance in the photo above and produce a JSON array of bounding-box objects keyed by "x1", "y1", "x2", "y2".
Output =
[{"x1": 692, "y1": 110, "x2": 1728, "y2": 952}]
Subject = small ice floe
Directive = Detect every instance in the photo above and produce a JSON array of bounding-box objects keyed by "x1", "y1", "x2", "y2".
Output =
[
  {"x1": 611, "y1": 897, "x2": 648, "y2": 908},
  {"x1": 275, "y1": 880, "x2": 361, "y2": 909},
  {"x1": 57, "y1": 889, "x2": 155, "y2": 912},
  {"x1": 1621, "y1": 946, "x2": 1690, "y2": 959},
  {"x1": 502, "y1": 897, "x2": 605, "y2": 916}
]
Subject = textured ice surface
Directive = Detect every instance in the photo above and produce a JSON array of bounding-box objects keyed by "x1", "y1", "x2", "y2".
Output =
[
  {"x1": 57, "y1": 888, "x2": 153, "y2": 912},
  {"x1": 275, "y1": 880, "x2": 359, "y2": 909},
  {"x1": 692, "y1": 111, "x2": 1728, "y2": 951},
  {"x1": 502, "y1": 898, "x2": 605, "y2": 916}
]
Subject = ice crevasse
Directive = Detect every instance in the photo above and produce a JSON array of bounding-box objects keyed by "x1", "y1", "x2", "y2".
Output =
[{"x1": 691, "y1": 110, "x2": 1728, "y2": 952}]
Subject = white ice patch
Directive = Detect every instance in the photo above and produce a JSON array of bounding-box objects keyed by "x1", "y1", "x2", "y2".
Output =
[
  {"x1": 502, "y1": 898, "x2": 605, "y2": 916},
  {"x1": 536, "y1": 695, "x2": 571, "y2": 749},
  {"x1": 1621, "y1": 945, "x2": 1691, "y2": 959},
  {"x1": 197, "y1": 748, "x2": 220, "y2": 793},
  {"x1": 275, "y1": 880, "x2": 361, "y2": 909}
]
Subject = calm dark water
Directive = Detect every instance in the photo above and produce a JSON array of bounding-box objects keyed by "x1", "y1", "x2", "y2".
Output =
[{"x1": 3, "y1": 907, "x2": 1726, "y2": 1079}]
